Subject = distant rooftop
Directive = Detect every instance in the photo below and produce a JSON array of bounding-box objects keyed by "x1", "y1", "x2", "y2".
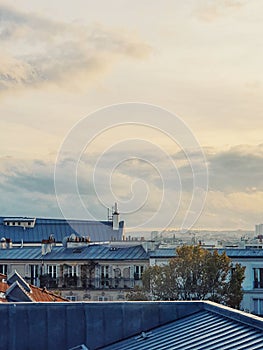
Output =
[
  {"x1": 150, "y1": 248, "x2": 263, "y2": 259},
  {"x1": 0, "y1": 216, "x2": 124, "y2": 243},
  {"x1": 2, "y1": 244, "x2": 263, "y2": 262}
]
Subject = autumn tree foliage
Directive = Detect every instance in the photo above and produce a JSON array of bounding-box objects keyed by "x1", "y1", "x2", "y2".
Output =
[{"x1": 128, "y1": 245, "x2": 245, "y2": 309}]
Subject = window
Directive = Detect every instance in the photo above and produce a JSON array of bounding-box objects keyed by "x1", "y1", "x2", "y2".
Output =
[
  {"x1": 98, "y1": 296, "x2": 108, "y2": 301},
  {"x1": 30, "y1": 265, "x2": 39, "y2": 285},
  {"x1": 114, "y1": 268, "x2": 121, "y2": 279},
  {"x1": 0, "y1": 265, "x2": 7, "y2": 275},
  {"x1": 48, "y1": 265, "x2": 57, "y2": 278},
  {"x1": 64, "y1": 265, "x2": 78, "y2": 277},
  {"x1": 253, "y1": 268, "x2": 263, "y2": 288},
  {"x1": 101, "y1": 265, "x2": 109, "y2": 278},
  {"x1": 101, "y1": 266, "x2": 109, "y2": 287},
  {"x1": 253, "y1": 299, "x2": 263, "y2": 316},
  {"x1": 134, "y1": 265, "x2": 144, "y2": 280},
  {"x1": 66, "y1": 295, "x2": 77, "y2": 301}
]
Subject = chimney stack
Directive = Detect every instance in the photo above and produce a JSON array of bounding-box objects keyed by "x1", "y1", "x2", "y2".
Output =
[
  {"x1": 0, "y1": 238, "x2": 6, "y2": 249},
  {"x1": 41, "y1": 235, "x2": 55, "y2": 255},
  {"x1": 112, "y1": 202, "x2": 120, "y2": 231},
  {"x1": 6, "y1": 238, "x2": 12, "y2": 249}
]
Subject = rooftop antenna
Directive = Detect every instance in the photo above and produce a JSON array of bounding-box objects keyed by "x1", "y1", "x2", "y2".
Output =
[{"x1": 107, "y1": 208, "x2": 112, "y2": 221}]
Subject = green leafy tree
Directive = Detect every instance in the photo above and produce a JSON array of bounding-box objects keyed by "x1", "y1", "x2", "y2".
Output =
[
  {"x1": 138, "y1": 245, "x2": 245, "y2": 309},
  {"x1": 224, "y1": 263, "x2": 246, "y2": 309}
]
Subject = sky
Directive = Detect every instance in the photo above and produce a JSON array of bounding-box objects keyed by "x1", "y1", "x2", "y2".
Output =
[{"x1": 0, "y1": 0, "x2": 262, "y2": 231}]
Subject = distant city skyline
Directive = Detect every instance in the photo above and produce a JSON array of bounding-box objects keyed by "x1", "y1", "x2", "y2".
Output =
[{"x1": 0, "y1": 1, "x2": 262, "y2": 230}]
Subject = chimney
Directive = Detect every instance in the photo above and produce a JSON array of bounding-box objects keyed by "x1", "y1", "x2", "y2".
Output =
[
  {"x1": 41, "y1": 236, "x2": 55, "y2": 255},
  {"x1": 0, "y1": 238, "x2": 7, "y2": 249},
  {"x1": 112, "y1": 202, "x2": 120, "y2": 231},
  {"x1": 6, "y1": 238, "x2": 12, "y2": 249}
]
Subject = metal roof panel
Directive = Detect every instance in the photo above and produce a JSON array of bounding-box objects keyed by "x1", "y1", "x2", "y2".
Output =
[
  {"x1": 0, "y1": 217, "x2": 124, "y2": 243},
  {"x1": 102, "y1": 311, "x2": 263, "y2": 350},
  {"x1": 0, "y1": 245, "x2": 148, "y2": 261}
]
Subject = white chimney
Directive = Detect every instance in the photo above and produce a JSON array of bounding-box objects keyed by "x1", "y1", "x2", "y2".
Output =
[
  {"x1": 0, "y1": 238, "x2": 7, "y2": 249},
  {"x1": 112, "y1": 202, "x2": 120, "y2": 231},
  {"x1": 41, "y1": 236, "x2": 55, "y2": 255}
]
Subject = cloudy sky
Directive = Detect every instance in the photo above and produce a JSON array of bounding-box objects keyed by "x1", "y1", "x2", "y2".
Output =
[{"x1": 0, "y1": 0, "x2": 262, "y2": 231}]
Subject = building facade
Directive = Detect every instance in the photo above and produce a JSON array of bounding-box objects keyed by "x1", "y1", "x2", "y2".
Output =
[
  {"x1": 1, "y1": 236, "x2": 263, "y2": 315},
  {"x1": 0, "y1": 239, "x2": 149, "y2": 301}
]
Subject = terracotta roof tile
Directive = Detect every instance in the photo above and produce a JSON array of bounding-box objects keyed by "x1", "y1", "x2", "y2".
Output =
[
  {"x1": 0, "y1": 274, "x2": 68, "y2": 302},
  {"x1": 0, "y1": 281, "x2": 8, "y2": 293},
  {"x1": 30, "y1": 285, "x2": 68, "y2": 302}
]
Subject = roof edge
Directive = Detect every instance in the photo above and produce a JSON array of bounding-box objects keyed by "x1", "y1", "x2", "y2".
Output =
[{"x1": 202, "y1": 300, "x2": 263, "y2": 331}]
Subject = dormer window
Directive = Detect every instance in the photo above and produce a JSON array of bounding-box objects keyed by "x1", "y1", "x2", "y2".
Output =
[{"x1": 3, "y1": 218, "x2": 36, "y2": 228}]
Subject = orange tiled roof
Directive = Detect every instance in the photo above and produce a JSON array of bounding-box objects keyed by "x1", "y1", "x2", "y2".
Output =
[
  {"x1": 0, "y1": 275, "x2": 68, "y2": 302},
  {"x1": 0, "y1": 280, "x2": 8, "y2": 293},
  {"x1": 0, "y1": 273, "x2": 6, "y2": 281},
  {"x1": 30, "y1": 285, "x2": 68, "y2": 302}
]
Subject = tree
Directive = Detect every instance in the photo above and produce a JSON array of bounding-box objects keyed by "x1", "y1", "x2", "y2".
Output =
[
  {"x1": 137, "y1": 245, "x2": 245, "y2": 309},
  {"x1": 224, "y1": 263, "x2": 246, "y2": 309},
  {"x1": 126, "y1": 286, "x2": 149, "y2": 301}
]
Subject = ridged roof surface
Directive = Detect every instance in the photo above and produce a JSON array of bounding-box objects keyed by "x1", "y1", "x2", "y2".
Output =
[
  {"x1": 0, "y1": 244, "x2": 148, "y2": 261},
  {"x1": 0, "y1": 217, "x2": 124, "y2": 243},
  {"x1": 102, "y1": 310, "x2": 263, "y2": 350}
]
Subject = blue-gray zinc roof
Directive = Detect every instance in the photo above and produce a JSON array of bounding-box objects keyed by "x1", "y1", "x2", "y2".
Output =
[
  {"x1": 149, "y1": 248, "x2": 176, "y2": 258},
  {"x1": 102, "y1": 310, "x2": 263, "y2": 350},
  {"x1": 0, "y1": 247, "x2": 42, "y2": 260},
  {"x1": 43, "y1": 245, "x2": 148, "y2": 261},
  {"x1": 0, "y1": 217, "x2": 124, "y2": 243},
  {"x1": 218, "y1": 248, "x2": 263, "y2": 258},
  {"x1": 150, "y1": 248, "x2": 263, "y2": 259},
  {"x1": 0, "y1": 245, "x2": 148, "y2": 261}
]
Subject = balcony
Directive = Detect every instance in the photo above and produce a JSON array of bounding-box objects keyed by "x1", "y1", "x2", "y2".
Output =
[
  {"x1": 62, "y1": 275, "x2": 78, "y2": 288},
  {"x1": 99, "y1": 278, "x2": 135, "y2": 289},
  {"x1": 39, "y1": 275, "x2": 137, "y2": 290},
  {"x1": 40, "y1": 275, "x2": 58, "y2": 289}
]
